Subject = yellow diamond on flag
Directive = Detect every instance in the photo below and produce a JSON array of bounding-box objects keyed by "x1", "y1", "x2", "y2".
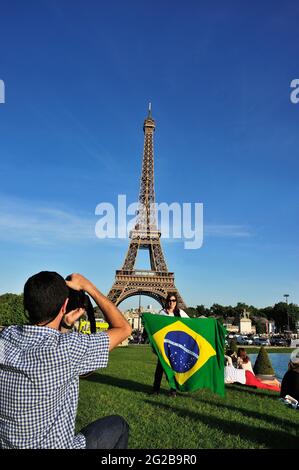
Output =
[{"x1": 153, "y1": 320, "x2": 216, "y2": 385}]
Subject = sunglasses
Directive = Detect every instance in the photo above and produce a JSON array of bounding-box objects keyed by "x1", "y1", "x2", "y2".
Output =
[{"x1": 168, "y1": 299, "x2": 177, "y2": 302}]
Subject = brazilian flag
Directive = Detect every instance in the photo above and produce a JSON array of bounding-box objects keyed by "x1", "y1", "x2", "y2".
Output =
[{"x1": 142, "y1": 313, "x2": 226, "y2": 396}]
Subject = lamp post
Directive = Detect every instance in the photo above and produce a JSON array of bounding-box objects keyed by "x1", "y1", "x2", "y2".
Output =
[{"x1": 284, "y1": 294, "x2": 290, "y2": 331}]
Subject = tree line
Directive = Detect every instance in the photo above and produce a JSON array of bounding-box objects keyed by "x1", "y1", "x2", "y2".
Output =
[
  {"x1": 0, "y1": 294, "x2": 298, "y2": 333},
  {"x1": 186, "y1": 302, "x2": 299, "y2": 333}
]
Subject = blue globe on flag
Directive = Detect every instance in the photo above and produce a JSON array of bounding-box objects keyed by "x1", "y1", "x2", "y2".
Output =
[{"x1": 164, "y1": 331, "x2": 200, "y2": 373}]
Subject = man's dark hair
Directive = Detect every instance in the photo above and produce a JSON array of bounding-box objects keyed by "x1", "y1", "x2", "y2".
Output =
[{"x1": 24, "y1": 271, "x2": 68, "y2": 324}]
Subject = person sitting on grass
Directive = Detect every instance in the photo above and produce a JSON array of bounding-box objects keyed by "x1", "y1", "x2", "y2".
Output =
[
  {"x1": 236, "y1": 347, "x2": 281, "y2": 388},
  {"x1": 224, "y1": 355, "x2": 280, "y2": 392},
  {"x1": 0, "y1": 271, "x2": 132, "y2": 449},
  {"x1": 237, "y1": 347, "x2": 254, "y2": 374},
  {"x1": 226, "y1": 348, "x2": 238, "y2": 367},
  {"x1": 280, "y1": 349, "x2": 299, "y2": 403}
]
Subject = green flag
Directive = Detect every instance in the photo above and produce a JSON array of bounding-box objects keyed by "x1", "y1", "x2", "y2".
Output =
[{"x1": 142, "y1": 313, "x2": 226, "y2": 396}]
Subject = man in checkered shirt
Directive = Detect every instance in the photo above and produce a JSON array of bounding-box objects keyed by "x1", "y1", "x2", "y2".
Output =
[{"x1": 0, "y1": 271, "x2": 132, "y2": 449}]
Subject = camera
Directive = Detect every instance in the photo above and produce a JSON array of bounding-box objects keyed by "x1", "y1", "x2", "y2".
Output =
[
  {"x1": 66, "y1": 288, "x2": 90, "y2": 313},
  {"x1": 65, "y1": 288, "x2": 96, "y2": 333}
]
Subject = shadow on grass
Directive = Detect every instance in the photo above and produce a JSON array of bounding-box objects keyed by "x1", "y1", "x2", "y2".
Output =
[
  {"x1": 193, "y1": 395, "x2": 295, "y2": 429},
  {"x1": 143, "y1": 400, "x2": 298, "y2": 449},
  {"x1": 83, "y1": 373, "x2": 281, "y2": 402},
  {"x1": 83, "y1": 372, "x2": 154, "y2": 394},
  {"x1": 225, "y1": 384, "x2": 281, "y2": 400}
]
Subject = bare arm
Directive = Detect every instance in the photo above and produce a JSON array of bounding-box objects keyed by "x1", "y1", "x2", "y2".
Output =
[{"x1": 65, "y1": 273, "x2": 132, "y2": 350}]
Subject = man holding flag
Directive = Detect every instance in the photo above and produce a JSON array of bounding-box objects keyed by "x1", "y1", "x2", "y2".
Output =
[{"x1": 142, "y1": 294, "x2": 226, "y2": 398}]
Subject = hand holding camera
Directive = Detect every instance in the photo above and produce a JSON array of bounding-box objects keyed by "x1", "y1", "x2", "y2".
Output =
[
  {"x1": 65, "y1": 273, "x2": 96, "y2": 294},
  {"x1": 63, "y1": 272, "x2": 131, "y2": 348},
  {"x1": 62, "y1": 274, "x2": 97, "y2": 331},
  {"x1": 63, "y1": 307, "x2": 85, "y2": 329}
]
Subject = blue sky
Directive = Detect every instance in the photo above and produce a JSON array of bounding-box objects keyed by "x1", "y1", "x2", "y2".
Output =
[{"x1": 0, "y1": 0, "x2": 298, "y2": 309}]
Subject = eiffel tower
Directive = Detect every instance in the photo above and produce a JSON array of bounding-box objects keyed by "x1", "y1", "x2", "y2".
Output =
[{"x1": 107, "y1": 105, "x2": 187, "y2": 310}]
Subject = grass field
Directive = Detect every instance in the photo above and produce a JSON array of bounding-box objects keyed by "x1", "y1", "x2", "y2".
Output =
[{"x1": 76, "y1": 345, "x2": 299, "y2": 449}]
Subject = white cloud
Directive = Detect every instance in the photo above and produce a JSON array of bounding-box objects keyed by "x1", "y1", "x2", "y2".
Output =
[
  {"x1": 0, "y1": 195, "x2": 253, "y2": 248},
  {"x1": 204, "y1": 224, "x2": 252, "y2": 238},
  {"x1": 0, "y1": 196, "x2": 95, "y2": 245}
]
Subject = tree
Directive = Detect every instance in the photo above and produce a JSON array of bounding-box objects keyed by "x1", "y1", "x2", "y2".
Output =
[
  {"x1": 225, "y1": 306, "x2": 236, "y2": 318},
  {"x1": 253, "y1": 347, "x2": 275, "y2": 376},
  {"x1": 255, "y1": 319, "x2": 266, "y2": 334},
  {"x1": 273, "y1": 302, "x2": 288, "y2": 331},
  {"x1": 248, "y1": 305, "x2": 259, "y2": 316},
  {"x1": 210, "y1": 304, "x2": 226, "y2": 318},
  {"x1": 257, "y1": 306, "x2": 273, "y2": 319},
  {"x1": 287, "y1": 303, "x2": 299, "y2": 330},
  {"x1": 187, "y1": 305, "x2": 210, "y2": 317},
  {"x1": 196, "y1": 304, "x2": 210, "y2": 317},
  {"x1": 0, "y1": 293, "x2": 27, "y2": 326},
  {"x1": 229, "y1": 339, "x2": 238, "y2": 354},
  {"x1": 186, "y1": 307, "x2": 198, "y2": 318}
]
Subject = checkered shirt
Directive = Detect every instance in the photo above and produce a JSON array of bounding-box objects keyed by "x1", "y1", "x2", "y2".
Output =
[{"x1": 0, "y1": 325, "x2": 109, "y2": 449}]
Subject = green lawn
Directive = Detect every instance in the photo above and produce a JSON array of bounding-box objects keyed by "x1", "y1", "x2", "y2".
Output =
[{"x1": 76, "y1": 345, "x2": 299, "y2": 449}]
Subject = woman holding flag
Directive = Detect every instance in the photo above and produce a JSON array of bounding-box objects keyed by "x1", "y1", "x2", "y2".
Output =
[{"x1": 150, "y1": 293, "x2": 189, "y2": 396}]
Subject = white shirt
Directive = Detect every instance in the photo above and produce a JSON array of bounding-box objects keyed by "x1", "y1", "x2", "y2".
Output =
[
  {"x1": 158, "y1": 308, "x2": 189, "y2": 318},
  {"x1": 238, "y1": 358, "x2": 254, "y2": 374},
  {"x1": 224, "y1": 365, "x2": 246, "y2": 385}
]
